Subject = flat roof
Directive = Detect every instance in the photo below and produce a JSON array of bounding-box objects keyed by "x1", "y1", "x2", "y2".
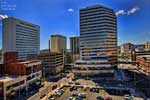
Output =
[
  {"x1": 51, "y1": 34, "x2": 66, "y2": 38},
  {"x1": 138, "y1": 55, "x2": 150, "y2": 58},
  {"x1": 17, "y1": 60, "x2": 41, "y2": 64},
  {"x1": 80, "y1": 4, "x2": 113, "y2": 12},
  {"x1": 0, "y1": 77, "x2": 14, "y2": 82},
  {"x1": 0, "y1": 75, "x2": 23, "y2": 83},
  {"x1": 39, "y1": 52, "x2": 63, "y2": 56},
  {"x1": 4, "y1": 17, "x2": 40, "y2": 28},
  {"x1": 76, "y1": 59, "x2": 109, "y2": 63}
]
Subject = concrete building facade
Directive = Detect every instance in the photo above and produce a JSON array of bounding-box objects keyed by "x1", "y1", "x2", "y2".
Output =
[
  {"x1": 0, "y1": 52, "x2": 42, "y2": 100},
  {"x1": 120, "y1": 43, "x2": 134, "y2": 54},
  {"x1": 51, "y1": 35, "x2": 66, "y2": 53},
  {"x1": 136, "y1": 55, "x2": 150, "y2": 74},
  {"x1": 28, "y1": 52, "x2": 64, "y2": 80},
  {"x1": 2, "y1": 17, "x2": 40, "y2": 60},
  {"x1": 73, "y1": 5, "x2": 117, "y2": 77},
  {"x1": 70, "y1": 37, "x2": 80, "y2": 55},
  {"x1": 70, "y1": 37, "x2": 80, "y2": 63},
  {"x1": 0, "y1": 76, "x2": 26, "y2": 100}
]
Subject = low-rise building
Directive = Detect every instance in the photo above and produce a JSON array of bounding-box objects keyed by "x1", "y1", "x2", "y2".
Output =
[
  {"x1": 73, "y1": 60, "x2": 114, "y2": 77},
  {"x1": 145, "y1": 41, "x2": 150, "y2": 51},
  {"x1": 38, "y1": 52, "x2": 64, "y2": 79},
  {"x1": 120, "y1": 43, "x2": 134, "y2": 54},
  {"x1": 2, "y1": 52, "x2": 18, "y2": 64},
  {"x1": 0, "y1": 60, "x2": 42, "y2": 78},
  {"x1": 64, "y1": 51, "x2": 73, "y2": 73},
  {"x1": 134, "y1": 44, "x2": 145, "y2": 52},
  {"x1": 135, "y1": 51, "x2": 150, "y2": 56},
  {"x1": 136, "y1": 55, "x2": 150, "y2": 74},
  {"x1": 0, "y1": 52, "x2": 42, "y2": 100},
  {"x1": 28, "y1": 52, "x2": 64, "y2": 80},
  {"x1": 0, "y1": 75, "x2": 26, "y2": 100}
]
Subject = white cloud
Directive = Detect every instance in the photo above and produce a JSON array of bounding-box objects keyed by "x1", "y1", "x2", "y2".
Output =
[
  {"x1": 127, "y1": 6, "x2": 140, "y2": 15},
  {"x1": 68, "y1": 8, "x2": 74, "y2": 12},
  {"x1": 0, "y1": 14, "x2": 8, "y2": 19},
  {"x1": 116, "y1": 10, "x2": 126, "y2": 16}
]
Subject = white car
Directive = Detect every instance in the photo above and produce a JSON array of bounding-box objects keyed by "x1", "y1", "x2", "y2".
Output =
[
  {"x1": 124, "y1": 94, "x2": 132, "y2": 100},
  {"x1": 49, "y1": 98, "x2": 55, "y2": 100},
  {"x1": 67, "y1": 97, "x2": 73, "y2": 100},
  {"x1": 79, "y1": 93, "x2": 86, "y2": 98}
]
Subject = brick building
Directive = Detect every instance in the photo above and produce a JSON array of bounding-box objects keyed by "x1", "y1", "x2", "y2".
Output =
[{"x1": 136, "y1": 55, "x2": 150, "y2": 74}]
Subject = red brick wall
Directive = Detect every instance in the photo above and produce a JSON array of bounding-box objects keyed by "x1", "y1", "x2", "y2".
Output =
[
  {"x1": 0, "y1": 82, "x2": 3, "y2": 95},
  {"x1": 136, "y1": 56, "x2": 150, "y2": 73},
  {"x1": 3, "y1": 63, "x2": 26, "y2": 75},
  {"x1": 3, "y1": 52, "x2": 18, "y2": 64}
]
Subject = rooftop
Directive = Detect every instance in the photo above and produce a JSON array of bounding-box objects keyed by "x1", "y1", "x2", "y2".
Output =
[
  {"x1": 39, "y1": 52, "x2": 63, "y2": 56},
  {"x1": 138, "y1": 55, "x2": 150, "y2": 58},
  {"x1": 80, "y1": 4, "x2": 113, "y2": 12},
  {"x1": 76, "y1": 59, "x2": 109, "y2": 63},
  {"x1": 51, "y1": 34, "x2": 66, "y2": 38},
  {"x1": 9, "y1": 60, "x2": 42, "y2": 65},
  {"x1": 0, "y1": 75, "x2": 24, "y2": 83},
  {"x1": 4, "y1": 17, "x2": 40, "y2": 28}
]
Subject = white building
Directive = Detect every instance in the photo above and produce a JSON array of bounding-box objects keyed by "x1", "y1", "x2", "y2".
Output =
[
  {"x1": 2, "y1": 17, "x2": 40, "y2": 60},
  {"x1": 0, "y1": 76, "x2": 26, "y2": 100}
]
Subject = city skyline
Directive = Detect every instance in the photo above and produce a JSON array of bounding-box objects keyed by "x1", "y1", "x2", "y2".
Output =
[
  {"x1": 0, "y1": 1, "x2": 150, "y2": 100},
  {"x1": 0, "y1": 0, "x2": 150, "y2": 50}
]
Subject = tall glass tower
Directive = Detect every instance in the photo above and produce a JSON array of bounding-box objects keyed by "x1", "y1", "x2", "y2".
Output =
[{"x1": 73, "y1": 5, "x2": 117, "y2": 77}]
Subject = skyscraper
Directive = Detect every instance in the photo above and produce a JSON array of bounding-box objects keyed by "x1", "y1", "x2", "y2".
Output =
[
  {"x1": 73, "y1": 5, "x2": 117, "y2": 77},
  {"x1": 2, "y1": 17, "x2": 40, "y2": 60},
  {"x1": 70, "y1": 37, "x2": 80, "y2": 63},
  {"x1": 51, "y1": 34, "x2": 66, "y2": 53},
  {"x1": 70, "y1": 36, "x2": 80, "y2": 55}
]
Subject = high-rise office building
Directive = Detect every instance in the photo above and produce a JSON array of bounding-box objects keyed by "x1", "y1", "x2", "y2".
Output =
[
  {"x1": 2, "y1": 17, "x2": 40, "y2": 60},
  {"x1": 51, "y1": 34, "x2": 66, "y2": 53},
  {"x1": 70, "y1": 37, "x2": 80, "y2": 63},
  {"x1": 70, "y1": 37, "x2": 80, "y2": 54},
  {"x1": 73, "y1": 5, "x2": 117, "y2": 77}
]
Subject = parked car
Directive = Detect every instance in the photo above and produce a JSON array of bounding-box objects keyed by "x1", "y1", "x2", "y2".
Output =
[
  {"x1": 70, "y1": 86, "x2": 74, "y2": 91},
  {"x1": 73, "y1": 86, "x2": 78, "y2": 91},
  {"x1": 97, "y1": 96, "x2": 104, "y2": 100},
  {"x1": 79, "y1": 93, "x2": 86, "y2": 98},
  {"x1": 124, "y1": 94, "x2": 132, "y2": 100},
  {"x1": 68, "y1": 81, "x2": 74, "y2": 84},
  {"x1": 72, "y1": 93, "x2": 78, "y2": 97},
  {"x1": 49, "y1": 98, "x2": 55, "y2": 100},
  {"x1": 67, "y1": 97, "x2": 73, "y2": 100},
  {"x1": 75, "y1": 97, "x2": 83, "y2": 100},
  {"x1": 90, "y1": 87, "x2": 99, "y2": 93},
  {"x1": 105, "y1": 96, "x2": 112, "y2": 100},
  {"x1": 40, "y1": 94, "x2": 46, "y2": 99}
]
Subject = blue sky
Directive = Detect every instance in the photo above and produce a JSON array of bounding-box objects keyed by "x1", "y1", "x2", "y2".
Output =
[{"x1": 0, "y1": 0, "x2": 150, "y2": 50}]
